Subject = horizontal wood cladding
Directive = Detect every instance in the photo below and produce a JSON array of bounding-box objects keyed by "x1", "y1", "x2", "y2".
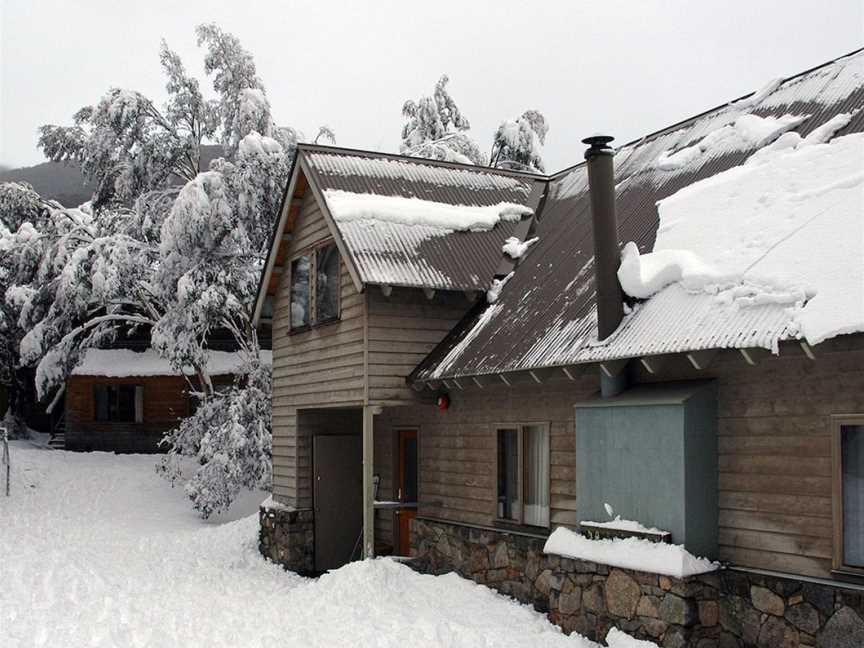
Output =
[
  {"x1": 270, "y1": 187, "x2": 365, "y2": 506},
  {"x1": 65, "y1": 374, "x2": 190, "y2": 453},
  {"x1": 366, "y1": 287, "x2": 472, "y2": 405},
  {"x1": 636, "y1": 335, "x2": 864, "y2": 578},
  {"x1": 374, "y1": 374, "x2": 597, "y2": 530}
]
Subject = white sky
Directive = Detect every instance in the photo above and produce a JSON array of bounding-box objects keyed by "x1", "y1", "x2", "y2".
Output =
[{"x1": 1, "y1": 0, "x2": 862, "y2": 172}]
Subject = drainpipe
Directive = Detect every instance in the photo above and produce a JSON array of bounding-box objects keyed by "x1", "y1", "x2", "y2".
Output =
[{"x1": 583, "y1": 134, "x2": 626, "y2": 397}]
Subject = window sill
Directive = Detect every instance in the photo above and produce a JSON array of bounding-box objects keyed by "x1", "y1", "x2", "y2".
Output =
[
  {"x1": 831, "y1": 568, "x2": 864, "y2": 584},
  {"x1": 287, "y1": 318, "x2": 341, "y2": 336},
  {"x1": 493, "y1": 518, "x2": 551, "y2": 537}
]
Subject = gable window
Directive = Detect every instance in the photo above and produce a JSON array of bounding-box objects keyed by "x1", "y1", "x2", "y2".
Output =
[
  {"x1": 290, "y1": 255, "x2": 311, "y2": 329},
  {"x1": 496, "y1": 423, "x2": 550, "y2": 527},
  {"x1": 94, "y1": 384, "x2": 143, "y2": 423},
  {"x1": 316, "y1": 243, "x2": 340, "y2": 323},
  {"x1": 833, "y1": 416, "x2": 864, "y2": 574},
  {"x1": 290, "y1": 242, "x2": 340, "y2": 331}
]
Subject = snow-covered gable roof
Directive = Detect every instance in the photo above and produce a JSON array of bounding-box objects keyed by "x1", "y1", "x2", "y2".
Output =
[
  {"x1": 300, "y1": 147, "x2": 546, "y2": 291},
  {"x1": 412, "y1": 48, "x2": 864, "y2": 381}
]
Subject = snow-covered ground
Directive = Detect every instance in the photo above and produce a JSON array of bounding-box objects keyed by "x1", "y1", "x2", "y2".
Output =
[{"x1": 0, "y1": 443, "x2": 604, "y2": 648}]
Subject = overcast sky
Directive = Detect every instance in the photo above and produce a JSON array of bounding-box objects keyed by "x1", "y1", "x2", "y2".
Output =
[{"x1": 1, "y1": 0, "x2": 862, "y2": 171}]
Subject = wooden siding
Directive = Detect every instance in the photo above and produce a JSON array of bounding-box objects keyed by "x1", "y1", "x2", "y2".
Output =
[
  {"x1": 366, "y1": 287, "x2": 471, "y2": 405},
  {"x1": 636, "y1": 336, "x2": 864, "y2": 579},
  {"x1": 270, "y1": 187, "x2": 366, "y2": 506},
  {"x1": 375, "y1": 372, "x2": 599, "y2": 531},
  {"x1": 373, "y1": 335, "x2": 864, "y2": 580},
  {"x1": 65, "y1": 374, "x2": 190, "y2": 453}
]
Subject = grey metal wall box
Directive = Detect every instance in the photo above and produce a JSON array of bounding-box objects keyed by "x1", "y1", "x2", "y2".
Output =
[{"x1": 574, "y1": 381, "x2": 718, "y2": 559}]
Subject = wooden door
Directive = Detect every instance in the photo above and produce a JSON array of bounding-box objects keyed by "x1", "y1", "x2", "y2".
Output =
[
  {"x1": 397, "y1": 429, "x2": 418, "y2": 556},
  {"x1": 313, "y1": 434, "x2": 362, "y2": 572}
]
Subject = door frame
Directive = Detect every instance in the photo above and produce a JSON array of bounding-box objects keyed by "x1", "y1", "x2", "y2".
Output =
[{"x1": 394, "y1": 426, "x2": 419, "y2": 555}]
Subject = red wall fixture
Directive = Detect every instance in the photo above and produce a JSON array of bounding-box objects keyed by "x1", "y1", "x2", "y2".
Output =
[{"x1": 436, "y1": 394, "x2": 450, "y2": 411}]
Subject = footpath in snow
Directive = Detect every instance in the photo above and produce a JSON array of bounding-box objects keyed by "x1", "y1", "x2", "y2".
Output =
[{"x1": 0, "y1": 443, "x2": 645, "y2": 648}]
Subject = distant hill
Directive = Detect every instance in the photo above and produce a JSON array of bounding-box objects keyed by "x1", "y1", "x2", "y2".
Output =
[
  {"x1": 0, "y1": 160, "x2": 92, "y2": 207},
  {"x1": 0, "y1": 144, "x2": 225, "y2": 208}
]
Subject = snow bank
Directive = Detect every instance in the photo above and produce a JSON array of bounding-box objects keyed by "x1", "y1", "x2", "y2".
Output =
[
  {"x1": 502, "y1": 236, "x2": 539, "y2": 259},
  {"x1": 323, "y1": 189, "x2": 533, "y2": 232},
  {"x1": 0, "y1": 445, "x2": 599, "y2": 648},
  {"x1": 606, "y1": 627, "x2": 659, "y2": 648},
  {"x1": 656, "y1": 113, "x2": 807, "y2": 171},
  {"x1": 620, "y1": 132, "x2": 864, "y2": 345},
  {"x1": 543, "y1": 527, "x2": 719, "y2": 578},
  {"x1": 72, "y1": 348, "x2": 273, "y2": 377}
]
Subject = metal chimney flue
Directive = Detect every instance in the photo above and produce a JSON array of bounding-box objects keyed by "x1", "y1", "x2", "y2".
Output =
[{"x1": 583, "y1": 134, "x2": 624, "y2": 341}]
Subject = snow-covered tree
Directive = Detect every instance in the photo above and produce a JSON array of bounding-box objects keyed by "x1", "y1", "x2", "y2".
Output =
[
  {"x1": 400, "y1": 75, "x2": 484, "y2": 165},
  {"x1": 489, "y1": 110, "x2": 549, "y2": 173},
  {"x1": 157, "y1": 337, "x2": 272, "y2": 518},
  {"x1": 4, "y1": 24, "x2": 323, "y2": 516}
]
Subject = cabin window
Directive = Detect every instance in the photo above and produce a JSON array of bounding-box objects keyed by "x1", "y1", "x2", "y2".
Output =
[
  {"x1": 315, "y1": 243, "x2": 340, "y2": 323},
  {"x1": 289, "y1": 242, "x2": 340, "y2": 331},
  {"x1": 834, "y1": 416, "x2": 864, "y2": 573},
  {"x1": 94, "y1": 384, "x2": 143, "y2": 423},
  {"x1": 496, "y1": 423, "x2": 550, "y2": 527},
  {"x1": 290, "y1": 255, "x2": 311, "y2": 329}
]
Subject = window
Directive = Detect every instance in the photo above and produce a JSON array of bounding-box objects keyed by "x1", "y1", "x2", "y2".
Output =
[
  {"x1": 290, "y1": 242, "x2": 340, "y2": 331},
  {"x1": 833, "y1": 416, "x2": 864, "y2": 573},
  {"x1": 290, "y1": 255, "x2": 311, "y2": 329},
  {"x1": 496, "y1": 423, "x2": 550, "y2": 527},
  {"x1": 316, "y1": 243, "x2": 340, "y2": 322},
  {"x1": 94, "y1": 384, "x2": 143, "y2": 423}
]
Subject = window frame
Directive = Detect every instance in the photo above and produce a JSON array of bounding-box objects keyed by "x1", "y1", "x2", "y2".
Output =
[
  {"x1": 93, "y1": 383, "x2": 144, "y2": 424},
  {"x1": 288, "y1": 240, "x2": 341, "y2": 333},
  {"x1": 832, "y1": 414, "x2": 864, "y2": 576},
  {"x1": 493, "y1": 421, "x2": 551, "y2": 530}
]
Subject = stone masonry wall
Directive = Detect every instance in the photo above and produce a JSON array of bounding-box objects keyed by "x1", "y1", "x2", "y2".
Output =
[
  {"x1": 412, "y1": 518, "x2": 864, "y2": 648},
  {"x1": 258, "y1": 505, "x2": 314, "y2": 575}
]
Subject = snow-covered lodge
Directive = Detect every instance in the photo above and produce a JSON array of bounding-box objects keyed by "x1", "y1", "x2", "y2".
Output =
[
  {"x1": 62, "y1": 348, "x2": 272, "y2": 452},
  {"x1": 255, "y1": 50, "x2": 864, "y2": 645}
]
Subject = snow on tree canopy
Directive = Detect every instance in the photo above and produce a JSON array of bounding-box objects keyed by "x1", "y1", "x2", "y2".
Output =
[{"x1": 618, "y1": 131, "x2": 864, "y2": 346}]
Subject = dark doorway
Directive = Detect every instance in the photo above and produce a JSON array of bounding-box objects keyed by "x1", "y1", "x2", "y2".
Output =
[
  {"x1": 313, "y1": 434, "x2": 362, "y2": 572},
  {"x1": 397, "y1": 429, "x2": 418, "y2": 556}
]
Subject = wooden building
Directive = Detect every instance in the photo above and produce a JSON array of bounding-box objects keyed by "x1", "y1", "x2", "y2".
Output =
[
  {"x1": 63, "y1": 348, "x2": 271, "y2": 453},
  {"x1": 256, "y1": 50, "x2": 864, "y2": 645}
]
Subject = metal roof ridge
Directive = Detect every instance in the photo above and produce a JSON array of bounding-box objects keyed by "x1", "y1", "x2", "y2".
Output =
[{"x1": 296, "y1": 142, "x2": 550, "y2": 181}]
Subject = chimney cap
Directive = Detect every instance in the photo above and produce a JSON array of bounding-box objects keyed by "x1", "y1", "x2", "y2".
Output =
[
  {"x1": 582, "y1": 134, "x2": 614, "y2": 146},
  {"x1": 582, "y1": 134, "x2": 615, "y2": 156}
]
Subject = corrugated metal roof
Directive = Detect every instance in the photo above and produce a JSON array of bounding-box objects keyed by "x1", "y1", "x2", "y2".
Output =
[
  {"x1": 412, "y1": 48, "x2": 864, "y2": 381},
  {"x1": 301, "y1": 147, "x2": 546, "y2": 291}
]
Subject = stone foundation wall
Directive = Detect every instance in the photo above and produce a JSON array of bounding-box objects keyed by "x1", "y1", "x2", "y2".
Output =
[
  {"x1": 258, "y1": 505, "x2": 314, "y2": 575},
  {"x1": 412, "y1": 518, "x2": 864, "y2": 648}
]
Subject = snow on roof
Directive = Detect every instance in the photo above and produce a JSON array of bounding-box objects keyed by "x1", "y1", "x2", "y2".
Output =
[
  {"x1": 301, "y1": 148, "x2": 545, "y2": 291},
  {"x1": 322, "y1": 190, "x2": 532, "y2": 232},
  {"x1": 623, "y1": 132, "x2": 864, "y2": 346},
  {"x1": 412, "y1": 49, "x2": 864, "y2": 381},
  {"x1": 71, "y1": 349, "x2": 273, "y2": 378}
]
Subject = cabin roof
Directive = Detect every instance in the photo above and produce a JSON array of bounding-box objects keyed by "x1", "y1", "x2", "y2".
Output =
[{"x1": 412, "y1": 47, "x2": 864, "y2": 381}]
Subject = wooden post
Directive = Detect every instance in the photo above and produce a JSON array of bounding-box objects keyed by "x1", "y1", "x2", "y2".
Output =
[{"x1": 362, "y1": 405, "x2": 375, "y2": 559}]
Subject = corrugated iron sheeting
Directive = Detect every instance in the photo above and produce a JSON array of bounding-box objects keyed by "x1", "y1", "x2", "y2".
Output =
[
  {"x1": 412, "y1": 49, "x2": 864, "y2": 381},
  {"x1": 302, "y1": 149, "x2": 545, "y2": 290}
]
